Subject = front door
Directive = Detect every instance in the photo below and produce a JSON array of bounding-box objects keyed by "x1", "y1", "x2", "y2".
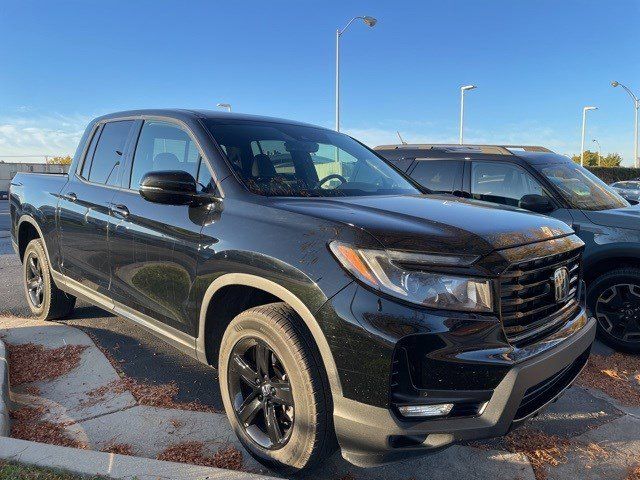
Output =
[{"x1": 108, "y1": 119, "x2": 214, "y2": 334}]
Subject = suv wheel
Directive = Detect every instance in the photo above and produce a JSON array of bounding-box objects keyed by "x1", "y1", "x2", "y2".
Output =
[
  {"x1": 219, "y1": 303, "x2": 336, "y2": 473},
  {"x1": 588, "y1": 267, "x2": 640, "y2": 353},
  {"x1": 23, "y1": 239, "x2": 76, "y2": 320}
]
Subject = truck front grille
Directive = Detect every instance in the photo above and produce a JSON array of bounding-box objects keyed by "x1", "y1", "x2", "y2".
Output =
[{"x1": 500, "y1": 248, "x2": 581, "y2": 346}]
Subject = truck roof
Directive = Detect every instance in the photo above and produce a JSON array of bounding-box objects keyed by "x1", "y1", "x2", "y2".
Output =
[
  {"x1": 374, "y1": 144, "x2": 572, "y2": 165},
  {"x1": 93, "y1": 109, "x2": 327, "y2": 130}
]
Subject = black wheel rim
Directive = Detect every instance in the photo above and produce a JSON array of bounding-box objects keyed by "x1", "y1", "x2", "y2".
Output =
[
  {"x1": 228, "y1": 338, "x2": 294, "y2": 450},
  {"x1": 595, "y1": 283, "x2": 640, "y2": 343},
  {"x1": 25, "y1": 252, "x2": 44, "y2": 308}
]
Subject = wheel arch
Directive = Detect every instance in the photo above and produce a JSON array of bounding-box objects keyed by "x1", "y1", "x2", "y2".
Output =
[
  {"x1": 196, "y1": 273, "x2": 343, "y2": 397},
  {"x1": 583, "y1": 246, "x2": 640, "y2": 285},
  {"x1": 17, "y1": 215, "x2": 47, "y2": 263}
]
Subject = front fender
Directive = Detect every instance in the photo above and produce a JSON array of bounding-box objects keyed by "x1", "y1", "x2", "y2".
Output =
[{"x1": 195, "y1": 270, "x2": 346, "y2": 397}]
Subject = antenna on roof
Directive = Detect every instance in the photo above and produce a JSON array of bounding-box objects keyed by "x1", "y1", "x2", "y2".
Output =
[{"x1": 396, "y1": 131, "x2": 407, "y2": 145}]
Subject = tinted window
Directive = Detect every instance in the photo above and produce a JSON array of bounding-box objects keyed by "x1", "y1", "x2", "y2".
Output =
[
  {"x1": 80, "y1": 126, "x2": 102, "y2": 179},
  {"x1": 87, "y1": 121, "x2": 133, "y2": 185},
  {"x1": 471, "y1": 161, "x2": 549, "y2": 207},
  {"x1": 205, "y1": 121, "x2": 418, "y2": 197},
  {"x1": 376, "y1": 151, "x2": 415, "y2": 172},
  {"x1": 411, "y1": 160, "x2": 462, "y2": 193},
  {"x1": 130, "y1": 121, "x2": 201, "y2": 190}
]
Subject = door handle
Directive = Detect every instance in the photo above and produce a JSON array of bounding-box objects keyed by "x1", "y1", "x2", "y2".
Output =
[
  {"x1": 110, "y1": 204, "x2": 130, "y2": 217},
  {"x1": 64, "y1": 192, "x2": 77, "y2": 202}
]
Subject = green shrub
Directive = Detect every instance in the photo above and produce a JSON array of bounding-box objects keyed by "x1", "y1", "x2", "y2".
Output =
[{"x1": 585, "y1": 166, "x2": 640, "y2": 184}]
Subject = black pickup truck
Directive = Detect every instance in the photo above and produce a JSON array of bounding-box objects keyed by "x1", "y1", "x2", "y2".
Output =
[
  {"x1": 10, "y1": 110, "x2": 595, "y2": 472},
  {"x1": 377, "y1": 143, "x2": 640, "y2": 353}
]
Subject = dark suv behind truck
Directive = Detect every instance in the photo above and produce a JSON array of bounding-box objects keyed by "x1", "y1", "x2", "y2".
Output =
[
  {"x1": 377, "y1": 143, "x2": 640, "y2": 353},
  {"x1": 10, "y1": 111, "x2": 595, "y2": 472}
]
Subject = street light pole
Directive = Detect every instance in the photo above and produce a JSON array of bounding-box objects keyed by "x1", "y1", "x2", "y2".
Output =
[
  {"x1": 581, "y1": 106, "x2": 598, "y2": 166},
  {"x1": 611, "y1": 81, "x2": 639, "y2": 168},
  {"x1": 593, "y1": 139, "x2": 601, "y2": 166},
  {"x1": 335, "y1": 16, "x2": 377, "y2": 132},
  {"x1": 459, "y1": 85, "x2": 477, "y2": 145}
]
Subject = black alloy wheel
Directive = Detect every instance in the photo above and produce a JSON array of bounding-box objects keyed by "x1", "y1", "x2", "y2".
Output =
[
  {"x1": 595, "y1": 283, "x2": 640, "y2": 345},
  {"x1": 25, "y1": 251, "x2": 44, "y2": 308},
  {"x1": 228, "y1": 337, "x2": 294, "y2": 449}
]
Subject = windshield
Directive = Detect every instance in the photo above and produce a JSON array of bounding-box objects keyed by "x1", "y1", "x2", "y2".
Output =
[
  {"x1": 204, "y1": 120, "x2": 420, "y2": 197},
  {"x1": 537, "y1": 162, "x2": 629, "y2": 211}
]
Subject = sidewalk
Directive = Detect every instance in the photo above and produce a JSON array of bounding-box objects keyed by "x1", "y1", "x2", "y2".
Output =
[{"x1": 0, "y1": 315, "x2": 269, "y2": 475}]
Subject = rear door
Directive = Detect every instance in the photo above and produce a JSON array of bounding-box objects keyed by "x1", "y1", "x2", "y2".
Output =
[
  {"x1": 58, "y1": 120, "x2": 135, "y2": 292},
  {"x1": 108, "y1": 119, "x2": 214, "y2": 334}
]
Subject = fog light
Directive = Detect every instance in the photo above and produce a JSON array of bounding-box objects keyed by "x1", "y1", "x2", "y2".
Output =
[{"x1": 398, "y1": 403, "x2": 454, "y2": 418}]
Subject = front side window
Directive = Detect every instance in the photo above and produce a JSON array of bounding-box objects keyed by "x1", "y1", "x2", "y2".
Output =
[
  {"x1": 87, "y1": 121, "x2": 134, "y2": 186},
  {"x1": 130, "y1": 121, "x2": 201, "y2": 190},
  {"x1": 537, "y1": 162, "x2": 628, "y2": 211},
  {"x1": 411, "y1": 160, "x2": 462, "y2": 193},
  {"x1": 204, "y1": 121, "x2": 419, "y2": 197},
  {"x1": 471, "y1": 161, "x2": 549, "y2": 207}
]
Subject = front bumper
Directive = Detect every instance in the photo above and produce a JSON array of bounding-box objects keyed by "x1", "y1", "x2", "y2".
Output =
[{"x1": 332, "y1": 307, "x2": 595, "y2": 467}]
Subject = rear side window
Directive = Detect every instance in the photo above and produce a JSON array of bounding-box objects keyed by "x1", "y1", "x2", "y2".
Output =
[
  {"x1": 130, "y1": 121, "x2": 201, "y2": 190},
  {"x1": 410, "y1": 160, "x2": 462, "y2": 193},
  {"x1": 87, "y1": 121, "x2": 134, "y2": 186},
  {"x1": 79, "y1": 126, "x2": 102, "y2": 179}
]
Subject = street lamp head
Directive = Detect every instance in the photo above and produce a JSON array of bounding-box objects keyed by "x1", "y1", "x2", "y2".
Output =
[
  {"x1": 461, "y1": 85, "x2": 477, "y2": 91},
  {"x1": 584, "y1": 106, "x2": 598, "y2": 112},
  {"x1": 362, "y1": 16, "x2": 377, "y2": 27},
  {"x1": 611, "y1": 81, "x2": 619, "y2": 88},
  {"x1": 217, "y1": 103, "x2": 231, "y2": 111}
]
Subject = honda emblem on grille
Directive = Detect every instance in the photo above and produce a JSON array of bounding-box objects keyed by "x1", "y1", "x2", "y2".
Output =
[{"x1": 553, "y1": 267, "x2": 570, "y2": 302}]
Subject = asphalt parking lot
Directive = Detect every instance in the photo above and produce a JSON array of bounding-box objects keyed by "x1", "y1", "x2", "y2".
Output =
[
  {"x1": 0, "y1": 226, "x2": 639, "y2": 479},
  {"x1": 0, "y1": 200, "x2": 10, "y2": 235}
]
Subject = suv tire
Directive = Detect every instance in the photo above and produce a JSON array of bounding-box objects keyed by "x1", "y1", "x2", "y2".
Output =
[
  {"x1": 23, "y1": 239, "x2": 76, "y2": 320},
  {"x1": 218, "y1": 302, "x2": 336, "y2": 473},
  {"x1": 588, "y1": 267, "x2": 640, "y2": 353}
]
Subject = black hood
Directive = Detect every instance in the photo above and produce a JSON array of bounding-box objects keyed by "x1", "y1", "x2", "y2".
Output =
[
  {"x1": 270, "y1": 194, "x2": 574, "y2": 256},
  {"x1": 583, "y1": 203, "x2": 640, "y2": 229}
]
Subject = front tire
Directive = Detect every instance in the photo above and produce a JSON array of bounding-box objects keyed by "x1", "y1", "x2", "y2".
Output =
[
  {"x1": 22, "y1": 239, "x2": 76, "y2": 320},
  {"x1": 218, "y1": 303, "x2": 336, "y2": 473},
  {"x1": 588, "y1": 267, "x2": 640, "y2": 353}
]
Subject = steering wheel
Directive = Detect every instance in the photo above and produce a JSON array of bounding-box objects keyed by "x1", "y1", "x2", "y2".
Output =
[{"x1": 316, "y1": 174, "x2": 347, "y2": 189}]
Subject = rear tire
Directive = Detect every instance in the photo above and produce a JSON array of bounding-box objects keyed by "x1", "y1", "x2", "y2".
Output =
[
  {"x1": 588, "y1": 267, "x2": 640, "y2": 353},
  {"x1": 218, "y1": 302, "x2": 337, "y2": 473},
  {"x1": 22, "y1": 239, "x2": 76, "y2": 320}
]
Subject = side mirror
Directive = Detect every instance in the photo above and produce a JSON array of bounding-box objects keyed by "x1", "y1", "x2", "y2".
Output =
[
  {"x1": 519, "y1": 194, "x2": 555, "y2": 214},
  {"x1": 140, "y1": 170, "x2": 198, "y2": 205}
]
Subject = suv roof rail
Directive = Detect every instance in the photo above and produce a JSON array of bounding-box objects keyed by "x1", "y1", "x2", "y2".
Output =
[{"x1": 374, "y1": 144, "x2": 553, "y2": 155}]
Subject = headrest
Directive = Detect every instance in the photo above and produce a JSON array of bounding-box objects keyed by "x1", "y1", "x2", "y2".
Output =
[
  {"x1": 153, "y1": 152, "x2": 179, "y2": 171},
  {"x1": 251, "y1": 154, "x2": 277, "y2": 177}
]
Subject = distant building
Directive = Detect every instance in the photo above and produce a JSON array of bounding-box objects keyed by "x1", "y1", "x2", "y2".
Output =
[{"x1": 0, "y1": 163, "x2": 69, "y2": 193}]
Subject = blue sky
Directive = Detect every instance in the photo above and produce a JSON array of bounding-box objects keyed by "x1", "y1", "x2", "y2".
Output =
[{"x1": 1, "y1": 0, "x2": 639, "y2": 164}]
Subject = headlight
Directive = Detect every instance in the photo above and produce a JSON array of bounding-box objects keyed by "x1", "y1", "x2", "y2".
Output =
[{"x1": 329, "y1": 241, "x2": 493, "y2": 312}]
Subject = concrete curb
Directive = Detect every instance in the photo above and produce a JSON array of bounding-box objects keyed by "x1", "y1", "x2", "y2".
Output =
[
  {"x1": 0, "y1": 436, "x2": 278, "y2": 479},
  {"x1": 0, "y1": 339, "x2": 9, "y2": 437}
]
